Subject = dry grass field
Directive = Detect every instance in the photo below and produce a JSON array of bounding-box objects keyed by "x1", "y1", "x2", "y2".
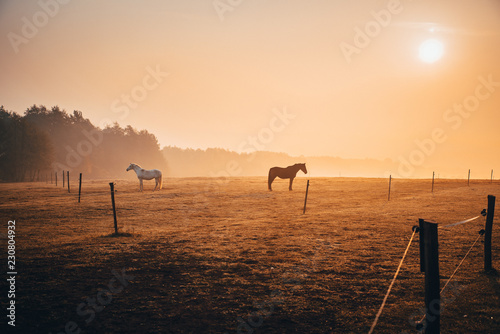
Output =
[{"x1": 1, "y1": 176, "x2": 499, "y2": 333}]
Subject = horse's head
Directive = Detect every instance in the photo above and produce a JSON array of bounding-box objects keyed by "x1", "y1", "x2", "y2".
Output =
[
  {"x1": 126, "y1": 163, "x2": 135, "y2": 172},
  {"x1": 299, "y1": 163, "x2": 307, "y2": 174}
]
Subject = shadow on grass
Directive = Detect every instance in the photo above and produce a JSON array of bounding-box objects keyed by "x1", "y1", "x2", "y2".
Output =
[
  {"x1": 101, "y1": 231, "x2": 136, "y2": 238},
  {"x1": 486, "y1": 268, "x2": 500, "y2": 295}
]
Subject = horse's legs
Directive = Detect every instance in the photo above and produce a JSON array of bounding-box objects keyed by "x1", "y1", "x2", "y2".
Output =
[
  {"x1": 140, "y1": 179, "x2": 143, "y2": 192},
  {"x1": 153, "y1": 178, "x2": 158, "y2": 191},
  {"x1": 289, "y1": 177, "x2": 294, "y2": 191},
  {"x1": 268, "y1": 175, "x2": 276, "y2": 191}
]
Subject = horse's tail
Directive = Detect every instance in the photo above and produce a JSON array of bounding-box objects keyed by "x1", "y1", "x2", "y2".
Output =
[{"x1": 159, "y1": 172, "x2": 163, "y2": 190}]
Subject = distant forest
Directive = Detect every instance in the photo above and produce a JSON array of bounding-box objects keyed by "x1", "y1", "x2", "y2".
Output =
[
  {"x1": 162, "y1": 146, "x2": 399, "y2": 178},
  {"x1": 0, "y1": 104, "x2": 396, "y2": 182},
  {"x1": 3, "y1": 105, "x2": 474, "y2": 182},
  {"x1": 0, "y1": 105, "x2": 166, "y2": 181},
  {"x1": 161, "y1": 147, "x2": 482, "y2": 179}
]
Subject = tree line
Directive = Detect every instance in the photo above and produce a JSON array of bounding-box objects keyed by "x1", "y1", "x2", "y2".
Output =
[
  {"x1": 161, "y1": 146, "x2": 398, "y2": 178},
  {"x1": 0, "y1": 105, "x2": 167, "y2": 182}
]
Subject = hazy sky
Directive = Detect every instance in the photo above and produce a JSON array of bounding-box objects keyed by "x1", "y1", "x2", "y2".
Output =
[{"x1": 1, "y1": 0, "x2": 500, "y2": 172}]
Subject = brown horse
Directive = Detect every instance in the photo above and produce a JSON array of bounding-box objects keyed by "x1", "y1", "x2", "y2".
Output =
[{"x1": 268, "y1": 163, "x2": 307, "y2": 191}]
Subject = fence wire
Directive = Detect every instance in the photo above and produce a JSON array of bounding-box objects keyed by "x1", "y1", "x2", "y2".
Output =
[
  {"x1": 368, "y1": 229, "x2": 417, "y2": 334},
  {"x1": 440, "y1": 215, "x2": 481, "y2": 229},
  {"x1": 417, "y1": 231, "x2": 483, "y2": 327}
]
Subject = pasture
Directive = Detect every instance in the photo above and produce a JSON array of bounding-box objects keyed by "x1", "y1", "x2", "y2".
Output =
[{"x1": 1, "y1": 177, "x2": 499, "y2": 333}]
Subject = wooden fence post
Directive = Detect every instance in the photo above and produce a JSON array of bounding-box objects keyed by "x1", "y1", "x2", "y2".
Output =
[
  {"x1": 419, "y1": 219, "x2": 425, "y2": 272},
  {"x1": 109, "y1": 182, "x2": 118, "y2": 234},
  {"x1": 468, "y1": 169, "x2": 470, "y2": 186},
  {"x1": 388, "y1": 175, "x2": 392, "y2": 201},
  {"x1": 62, "y1": 170, "x2": 65, "y2": 188},
  {"x1": 55, "y1": 172, "x2": 58, "y2": 186},
  {"x1": 485, "y1": 195, "x2": 496, "y2": 272},
  {"x1": 67, "y1": 171, "x2": 70, "y2": 193},
  {"x1": 303, "y1": 180, "x2": 310, "y2": 214},
  {"x1": 431, "y1": 172, "x2": 435, "y2": 193},
  {"x1": 78, "y1": 173, "x2": 82, "y2": 203},
  {"x1": 491, "y1": 169, "x2": 494, "y2": 184},
  {"x1": 420, "y1": 219, "x2": 440, "y2": 333}
]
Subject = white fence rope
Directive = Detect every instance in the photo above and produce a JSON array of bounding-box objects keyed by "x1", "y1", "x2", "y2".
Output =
[
  {"x1": 440, "y1": 215, "x2": 480, "y2": 229},
  {"x1": 368, "y1": 229, "x2": 417, "y2": 334}
]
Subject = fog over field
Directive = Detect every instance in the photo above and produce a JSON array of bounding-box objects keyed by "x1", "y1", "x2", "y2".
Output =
[
  {"x1": 1, "y1": 1, "x2": 500, "y2": 181},
  {"x1": 1, "y1": 1, "x2": 500, "y2": 333}
]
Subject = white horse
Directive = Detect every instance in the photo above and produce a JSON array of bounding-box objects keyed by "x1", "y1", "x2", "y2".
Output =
[{"x1": 126, "y1": 163, "x2": 163, "y2": 191}]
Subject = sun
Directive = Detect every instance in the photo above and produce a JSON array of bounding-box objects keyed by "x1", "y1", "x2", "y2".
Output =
[{"x1": 418, "y1": 39, "x2": 444, "y2": 63}]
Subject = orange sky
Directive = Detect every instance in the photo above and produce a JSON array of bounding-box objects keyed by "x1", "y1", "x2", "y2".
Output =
[{"x1": 1, "y1": 0, "x2": 500, "y2": 176}]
